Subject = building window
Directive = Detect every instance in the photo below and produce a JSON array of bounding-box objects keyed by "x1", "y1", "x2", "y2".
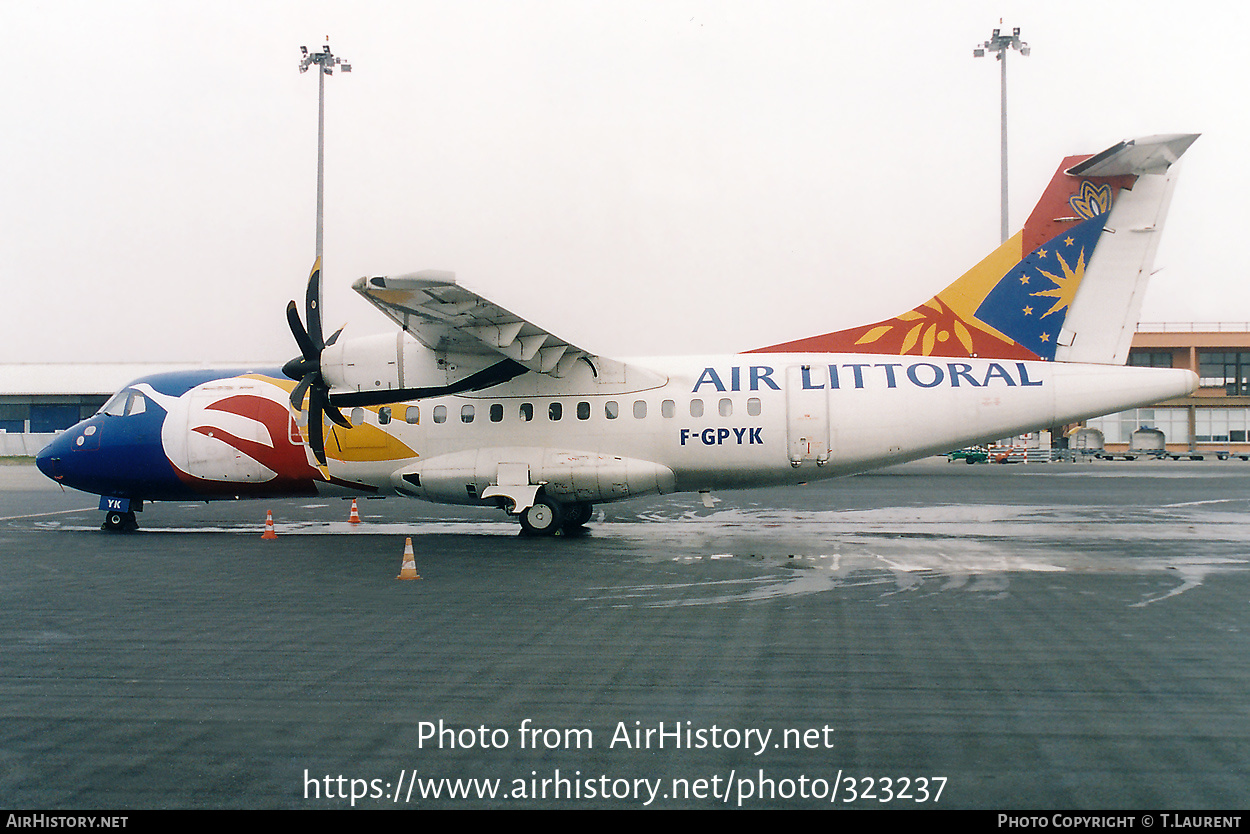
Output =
[
  {"x1": 1129, "y1": 351, "x2": 1174, "y2": 368},
  {"x1": 0, "y1": 403, "x2": 24, "y2": 433},
  {"x1": 1085, "y1": 407, "x2": 1190, "y2": 445},
  {"x1": 1199, "y1": 352, "x2": 1250, "y2": 394},
  {"x1": 30, "y1": 404, "x2": 81, "y2": 432},
  {"x1": 1195, "y1": 407, "x2": 1250, "y2": 443}
]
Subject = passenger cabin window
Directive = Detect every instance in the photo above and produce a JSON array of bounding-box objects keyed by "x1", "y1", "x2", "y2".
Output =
[
  {"x1": 747, "y1": 398, "x2": 761, "y2": 417},
  {"x1": 689, "y1": 399, "x2": 704, "y2": 418},
  {"x1": 378, "y1": 407, "x2": 392, "y2": 425},
  {"x1": 605, "y1": 401, "x2": 619, "y2": 419},
  {"x1": 490, "y1": 403, "x2": 503, "y2": 423},
  {"x1": 719, "y1": 398, "x2": 732, "y2": 417},
  {"x1": 661, "y1": 400, "x2": 675, "y2": 418},
  {"x1": 549, "y1": 403, "x2": 562, "y2": 421},
  {"x1": 461, "y1": 405, "x2": 475, "y2": 423},
  {"x1": 633, "y1": 400, "x2": 647, "y2": 419},
  {"x1": 433, "y1": 405, "x2": 447, "y2": 424},
  {"x1": 351, "y1": 407, "x2": 366, "y2": 426},
  {"x1": 405, "y1": 406, "x2": 420, "y2": 424},
  {"x1": 577, "y1": 401, "x2": 590, "y2": 420},
  {"x1": 520, "y1": 403, "x2": 534, "y2": 421}
]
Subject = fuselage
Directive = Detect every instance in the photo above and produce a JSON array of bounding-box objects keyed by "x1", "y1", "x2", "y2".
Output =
[{"x1": 35, "y1": 354, "x2": 1197, "y2": 510}]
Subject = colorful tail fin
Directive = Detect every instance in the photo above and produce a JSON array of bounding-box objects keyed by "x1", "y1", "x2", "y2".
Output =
[{"x1": 750, "y1": 134, "x2": 1199, "y2": 364}]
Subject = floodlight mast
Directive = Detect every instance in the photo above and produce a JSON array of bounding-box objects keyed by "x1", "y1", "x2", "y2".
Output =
[
  {"x1": 299, "y1": 38, "x2": 351, "y2": 271},
  {"x1": 973, "y1": 26, "x2": 1029, "y2": 244}
]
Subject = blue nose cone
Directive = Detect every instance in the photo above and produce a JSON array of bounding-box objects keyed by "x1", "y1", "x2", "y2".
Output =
[
  {"x1": 31, "y1": 410, "x2": 185, "y2": 500},
  {"x1": 35, "y1": 434, "x2": 66, "y2": 482}
]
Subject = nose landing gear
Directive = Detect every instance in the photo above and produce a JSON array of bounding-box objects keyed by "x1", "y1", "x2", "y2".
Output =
[{"x1": 102, "y1": 510, "x2": 139, "y2": 533}]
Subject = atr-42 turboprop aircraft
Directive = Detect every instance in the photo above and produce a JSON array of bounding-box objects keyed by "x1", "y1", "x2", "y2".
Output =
[{"x1": 37, "y1": 134, "x2": 1200, "y2": 534}]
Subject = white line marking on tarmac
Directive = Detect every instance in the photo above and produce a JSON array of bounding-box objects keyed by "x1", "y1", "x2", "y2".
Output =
[{"x1": 0, "y1": 506, "x2": 95, "y2": 521}]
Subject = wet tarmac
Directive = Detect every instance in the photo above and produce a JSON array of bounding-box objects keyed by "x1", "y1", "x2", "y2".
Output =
[{"x1": 1, "y1": 458, "x2": 1248, "y2": 808}]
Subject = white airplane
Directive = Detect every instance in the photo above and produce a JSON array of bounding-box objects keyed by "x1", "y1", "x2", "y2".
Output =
[{"x1": 36, "y1": 134, "x2": 1200, "y2": 534}]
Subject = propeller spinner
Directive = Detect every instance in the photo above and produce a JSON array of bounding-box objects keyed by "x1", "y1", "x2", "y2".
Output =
[{"x1": 283, "y1": 258, "x2": 350, "y2": 465}]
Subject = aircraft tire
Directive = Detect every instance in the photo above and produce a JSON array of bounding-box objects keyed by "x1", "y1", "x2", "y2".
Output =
[
  {"x1": 562, "y1": 502, "x2": 593, "y2": 529},
  {"x1": 519, "y1": 497, "x2": 564, "y2": 536},
  {"x1": 101, "y1": 511, "x2": 138, "y2": 533}
]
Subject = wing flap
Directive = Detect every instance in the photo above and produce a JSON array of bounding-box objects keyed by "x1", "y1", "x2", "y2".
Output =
[{"x1": 352, "y1": 271, "x2": 592, "y2": 377}]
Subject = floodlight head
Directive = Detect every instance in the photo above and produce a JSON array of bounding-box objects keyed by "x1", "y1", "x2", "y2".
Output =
[{"x1": 974, "y1": 47, "x2": 985, "y2": 57}]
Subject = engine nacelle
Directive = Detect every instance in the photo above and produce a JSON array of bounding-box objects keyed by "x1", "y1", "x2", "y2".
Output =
[{"x1": 320, "y1": 332, "x2": 496, "y2": 398}]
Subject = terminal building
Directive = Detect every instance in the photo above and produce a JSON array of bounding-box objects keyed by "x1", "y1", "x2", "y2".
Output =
[
  {"x1": 1086, "y1": 324, "x2": 1250, "y2": 454},
  {"x1": 2, "y1": 326, "x2": 1248, "y2": 457}
]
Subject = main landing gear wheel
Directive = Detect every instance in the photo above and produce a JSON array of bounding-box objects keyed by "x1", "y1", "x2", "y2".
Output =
[
  {"x1": 101, "y1": 510, "x2": 138, "y2": 533},
  {"x1": 562, "y1": 502, "x2": 593, "y2": 530},
  {"x1": 518, "y1": 497, "x2": 564, "y2": 536}
]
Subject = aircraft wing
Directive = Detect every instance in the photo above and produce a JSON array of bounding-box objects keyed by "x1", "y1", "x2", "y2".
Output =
[{"x1": 351, "y1": 270, "x2": 594, "y2": 378}]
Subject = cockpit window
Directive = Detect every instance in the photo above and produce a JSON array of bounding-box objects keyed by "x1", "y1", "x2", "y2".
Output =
[
  {"x1": 100, "y1": 389, "x2": 145, "y2": 417},
  {"x1": 101, "y1": 391, "x2": 129, "y2": 417}
]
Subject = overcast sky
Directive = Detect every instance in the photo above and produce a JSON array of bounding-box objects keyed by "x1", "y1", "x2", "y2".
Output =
[{"x1": 3, "y1": 1, "x2": 1246, "y2": 364}]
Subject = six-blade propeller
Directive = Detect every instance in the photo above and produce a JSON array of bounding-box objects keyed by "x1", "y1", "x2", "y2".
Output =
[{"x1": 282, "y1": 258, "x2": 350, "y2": 465}]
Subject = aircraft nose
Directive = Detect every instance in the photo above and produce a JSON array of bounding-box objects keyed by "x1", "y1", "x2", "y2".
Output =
[{"x1": 35, "y1": 436, "x2": 65, "y2": 481}]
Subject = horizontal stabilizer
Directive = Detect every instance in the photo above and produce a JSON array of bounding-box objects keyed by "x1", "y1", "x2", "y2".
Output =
[{"x1": 1067, "y1": 134, "x2": 1200, "y2": 177}]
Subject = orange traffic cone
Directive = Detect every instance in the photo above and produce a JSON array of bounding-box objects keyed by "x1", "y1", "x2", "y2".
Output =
[
  {"x1": 397, "y1": 537, "x2": 420, "y2": 580},
  {"x1": 261, "y1": 509, "x2": 278, "y2": 539},
  {"x1": 349, "y1": 498, "x2": 361, "y2": 524}
]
